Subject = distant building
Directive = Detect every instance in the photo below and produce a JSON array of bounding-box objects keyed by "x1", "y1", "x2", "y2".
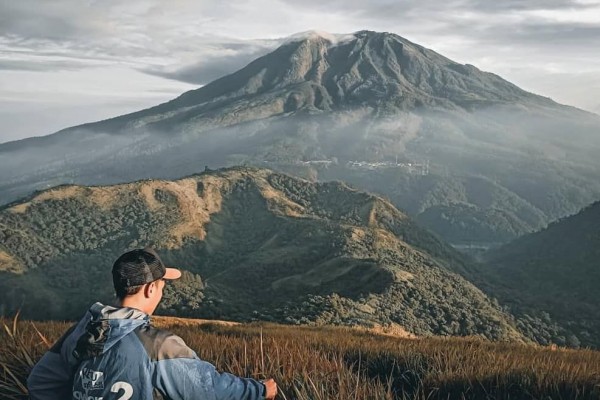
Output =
[{"x1": 346, "y1": 160, "x2": 429, "y2": 175}]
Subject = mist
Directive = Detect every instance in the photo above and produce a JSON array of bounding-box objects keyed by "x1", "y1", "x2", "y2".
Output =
[{"x1": 3, "y1": 100, "x2": 600, "y2": 251}]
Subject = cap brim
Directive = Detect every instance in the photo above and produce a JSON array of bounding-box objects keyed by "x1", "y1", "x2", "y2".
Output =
[{"x1": 163, "y1": 267, "x2": 182, "y2": 280}]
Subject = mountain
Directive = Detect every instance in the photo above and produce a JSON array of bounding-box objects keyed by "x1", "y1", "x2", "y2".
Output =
[
  {"x1": 2, "y1": 30, "x2": 600, "y2": 248},
  {"x1": 482, "y1": 201, "x2": 600, "y2": 347},
  {"x1": 0, "y1": 167, "x2": 526, "y2": 341}
]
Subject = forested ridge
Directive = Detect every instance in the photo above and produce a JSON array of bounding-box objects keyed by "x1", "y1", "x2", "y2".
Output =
[{"x1": 0, "y1": 167, "x2": 524, "y2": 343}]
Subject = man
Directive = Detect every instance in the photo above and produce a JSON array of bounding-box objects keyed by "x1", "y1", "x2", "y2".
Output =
[{"x1": 27, "y1": 247, "x2": 278, "y2": 400}]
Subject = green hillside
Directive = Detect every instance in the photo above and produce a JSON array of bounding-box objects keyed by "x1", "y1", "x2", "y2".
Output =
[
  {"x1": 0, "y1": 167, "x2": 523, "y2": 342},
  {"x1": 483, "y1": 201, "x2": 600, "y2": 347}
]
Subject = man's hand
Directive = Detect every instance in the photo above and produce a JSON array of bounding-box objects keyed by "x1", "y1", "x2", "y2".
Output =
[{"x1": 262, "y1": 379, "x2": 277, "y2": 399}]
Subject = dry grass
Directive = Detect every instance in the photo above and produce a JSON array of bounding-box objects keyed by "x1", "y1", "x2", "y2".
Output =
[
  {"x1": 0, "y1": 315, "x2": 54, "y2": 400},
  {"x1": 2, "y1": 316, "x2": 600, "y2": 399},
  {"x1": 138, "y1": 178, "x2": 224, "y2": 247},
  {"x1": 254, "y1": 175, "x2": 306, "y2": 217},
  {"x1": 0, "y1": 251, "x2": 23, "y2": 274}
]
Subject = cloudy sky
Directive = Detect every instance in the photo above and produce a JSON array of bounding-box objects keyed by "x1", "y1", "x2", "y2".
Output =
[{"x1": 1, "y1": 0, "x2": 599, "y2": 143}]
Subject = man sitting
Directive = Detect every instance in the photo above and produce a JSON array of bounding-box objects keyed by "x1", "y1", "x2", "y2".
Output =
[{"x1": 27, "y1": 247, "x2": 278, "y2": 400}]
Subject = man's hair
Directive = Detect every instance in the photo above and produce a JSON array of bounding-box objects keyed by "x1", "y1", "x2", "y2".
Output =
[{"x1": 115, "y1": 283, "x2": 145, "y2": 300}]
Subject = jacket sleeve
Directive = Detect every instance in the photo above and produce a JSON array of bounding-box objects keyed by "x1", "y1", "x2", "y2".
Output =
[
  {"x1": 27, "y1": 324, "x2": 78, "y2": 400},
  {"x1": 152, "y1": 335, "x2": 266, "y2": 400},
  {"x1": 27, "y1": 312, "x2": 91, "y2": 400}
]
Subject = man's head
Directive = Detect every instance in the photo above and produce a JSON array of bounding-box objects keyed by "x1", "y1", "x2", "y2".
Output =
[{"x1": 112, "y1": 248, "x2": 182, "y2": 314}]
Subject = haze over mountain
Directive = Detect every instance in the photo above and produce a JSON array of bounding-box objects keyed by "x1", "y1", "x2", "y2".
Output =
[
  {"x1": 2, "y1": 30, "x2": 600, "y2": 247},
  {"x1": 0, "y1": 167, "x2": 525, "y2": 342},
  {"x1": 482, "y1": 200, "x2": 600, "y2": 348}
]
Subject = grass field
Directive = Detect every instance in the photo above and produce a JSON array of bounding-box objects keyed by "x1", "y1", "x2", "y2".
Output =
[{"x1": 2, "y1": 316, "x2": 599, "y2": 399}]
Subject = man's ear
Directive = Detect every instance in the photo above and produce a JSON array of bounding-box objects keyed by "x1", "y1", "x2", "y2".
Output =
[{"x1": 143, "y1": 282, "x2": 153, "y2": 298}]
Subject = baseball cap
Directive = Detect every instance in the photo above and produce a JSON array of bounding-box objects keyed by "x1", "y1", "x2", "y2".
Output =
[{"x1": 112, "y1": 247, "x2": 182, "y2": 291}]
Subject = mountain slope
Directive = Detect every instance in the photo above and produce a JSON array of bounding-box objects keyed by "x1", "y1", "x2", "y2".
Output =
[
  {"x1": 2, "y1": 30, "x2": 600, "y2": 247},
  {"x1": 482, "y1": 201, "x2": 600, "y2": 347},
  {"x1": 0, "y1": 167, "x2": 524, "y2": 342}
]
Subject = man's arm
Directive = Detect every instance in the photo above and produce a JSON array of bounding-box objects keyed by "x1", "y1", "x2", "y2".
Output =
[{"x1": 151, "y1": 334, "x2": 277, "y2": 400}]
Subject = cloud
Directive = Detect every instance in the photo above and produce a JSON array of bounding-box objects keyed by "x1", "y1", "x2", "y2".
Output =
[
  {"x1": 490, "y1": 23, "x2": 600, "y2": 49},
  {"x1": 141, "y1": 39, "x2": 278, "y2": 84},
  {"x1": 0, "y1": 0, "x2": 599, "y2": 142},
  {"x1": 0, "y1": 59, "x2": 88, "y2": 72},
  {"x1": 0, "y1": 65, "x2": 195, "y2": 143},
  {"x1": 276, "y1": 0, "x2": 600, "y2": 45},
  {"x1": 0, "y1": 1, "x2": 291, "y2": 77},
  {"x1": 506, "y1": 70, "x2": 600, "y2": 112},
  {"x1": 0, "y1": 1, "x2": 114, "y2": 41},
  {"x1": 466, "y1": 0, "x2": 594, "y2": 11},
  {"x1": 4, "y1": 0, "x2": 597, "y2": 77}
]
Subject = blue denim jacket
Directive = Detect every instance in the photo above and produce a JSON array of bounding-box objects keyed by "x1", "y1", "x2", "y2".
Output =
[{"x1": 27, "y1": 303, "x2": 266, "y2": 400}]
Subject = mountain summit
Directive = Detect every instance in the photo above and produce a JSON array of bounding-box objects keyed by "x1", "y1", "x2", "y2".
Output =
[
  {"x1": 99, "y1": 30, "x2": 552, "y2": 134},
  {"x1": 162, "y1": 30, "x2": 544, "y2": 115},
  {"x1": 2, "y1": 30, "x2": 600, "y2": 246}
]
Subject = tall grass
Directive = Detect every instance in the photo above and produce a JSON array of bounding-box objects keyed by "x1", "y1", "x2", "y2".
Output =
[
  {"x1": 0, "y1": 314, "x2": 50, "y2": 400},
  {"x1": 2, "y1": 317, "x2": 600, "y2": 399}
]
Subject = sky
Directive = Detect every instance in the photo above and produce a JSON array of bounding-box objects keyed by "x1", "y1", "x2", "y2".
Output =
[{"x1": 1, "y1": 0, "x2": 599, "y2": 144}]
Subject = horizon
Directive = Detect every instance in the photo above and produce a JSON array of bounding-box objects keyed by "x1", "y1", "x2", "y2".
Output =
[{"x1": 1, "y1": 0, "x2": 600, "y2": 144}]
